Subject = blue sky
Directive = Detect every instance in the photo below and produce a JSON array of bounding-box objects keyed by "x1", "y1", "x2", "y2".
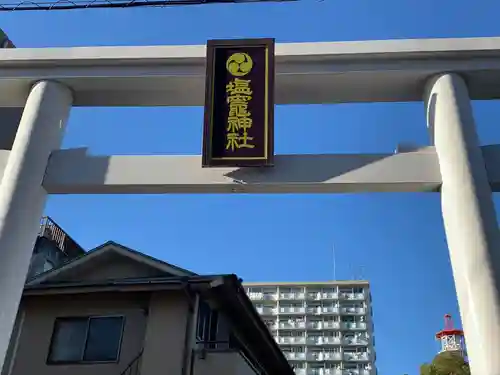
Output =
[{"x1": 3, "y1": 0, "x2": 500, "y2": 373}]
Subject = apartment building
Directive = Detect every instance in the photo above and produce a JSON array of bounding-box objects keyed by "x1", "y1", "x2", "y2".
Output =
[
  {"x1": 27, "y1": 217, "x2": 85, "y2": 279},
  {"x1": 2, "y1": 238, "x2": 294, "y2": 375},
  {"x1": 244, "y1": 281, "x2": 376, "y2": 375}
]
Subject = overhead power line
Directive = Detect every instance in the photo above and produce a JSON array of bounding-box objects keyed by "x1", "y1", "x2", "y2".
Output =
[{"x1": 0, "y1": 0, "x2": 294, "y2": 11}]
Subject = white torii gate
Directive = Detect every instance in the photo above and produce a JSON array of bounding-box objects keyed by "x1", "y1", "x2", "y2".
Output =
[{"x1": 0, "y1": 37, "x2": 500, "y2": 374}]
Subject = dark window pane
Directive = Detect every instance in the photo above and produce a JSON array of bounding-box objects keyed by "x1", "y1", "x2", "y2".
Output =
[
  {"x1": 49, "y1": 319, "x2": 88, "y2": 362},
  {"x1": 215, "y1": 315, "x2": 229, "y2": 342},
  {"x1": 228, "y1": 333, "x2": 238, "y2": 349},
  {"x1": 208, "y1": 311, "x2": 219, "y2": 342},
  {"x1": 83, "y1": 317, "x2": 124, "y2": 362},
  {"x1": 197, "y1": 301, "x2": 211, "y2": 340}
]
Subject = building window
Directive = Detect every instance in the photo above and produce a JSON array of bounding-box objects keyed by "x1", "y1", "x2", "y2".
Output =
[
  {"x1": 196, "y1": 300, "x2": 236, "y2": 350},
  {"x1": 47, "y1": 316, "x2": 124, "y2": 364},
  {"x1": 197, "y1": 300, "x2": 219, "y2": 343}
]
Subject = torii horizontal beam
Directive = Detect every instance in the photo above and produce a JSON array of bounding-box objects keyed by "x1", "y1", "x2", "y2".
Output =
[
  {"x1": 2, "y1": 37, "x2": 500, "y2": 106},
  {"x1": 0, "y1": 145, "x2": 489, "y2": 194}
]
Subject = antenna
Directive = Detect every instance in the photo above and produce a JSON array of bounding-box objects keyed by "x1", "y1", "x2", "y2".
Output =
[{"x1": 359, "y1": 265, "x2": 365, "y2": 280}]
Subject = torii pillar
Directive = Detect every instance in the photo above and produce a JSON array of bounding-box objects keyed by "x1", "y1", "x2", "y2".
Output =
[
  {"x1": 0, "y1": 81, "x2": 72, "y2": 370},
  {"x1": 425, "y1": 73, "x2": 500, "y2": 375}
]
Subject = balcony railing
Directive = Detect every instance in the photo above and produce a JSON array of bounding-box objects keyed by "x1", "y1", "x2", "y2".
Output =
[
  {"x1": 341, "y1": 322, "x2": 367, "y2": 330},
  {"x1": 307, "y1": 369, "x2": 342, "y2": 375},
  {"x1": 341, "y1": 371, "x2": 371, "y2": 375},
  {"x1": 277, "y1": 336, "x2": 306, "y2": 345},
  {"x1": 279, "y1": 321, "x2": 306, "y2": 329},
  {"x1": 307, "y1": 370, "x2": 371, "y2": 375},
  {"x1": 307, "y1": 352, "x2": 342, "y2": 361},
  {"x1": 307, "y1": 292, "x2": 338, "y2": 300},
  {"x1": 343, "y1": 353, "x2": 370, "y2": 361},
  {"x1": 248, "y1": 293, "x2": 263, "y2": 300},
  {"x1": 284, "y1": 352, "x2": 307, "y2": 360},
  {"x1": 294, "y1": 369, "x2": 307, "y2": 375},
  {"x1": 343, "y1": 338, "x2": 369, "y2": 346},
  {"x1": 264, "y1": 323, "x2": 278, "y2": 331},
  {"x1": 280, "y1": 292, "x2": 306, "y2": 300},
  {"x1": 308, "y1": 321, "x2": 340, "y2": 329},
  {"x1": 308, "y1": 306, "x2": 339, "y2": 315},
  {"x1": 340, "y1": 307, "x2": 366, "y2": 314},
  {"x1": 280, "y1": 306, "x2": 306, "y2": 314},
  {"x1": 307, "y1": 336, "x2": 341, "y2": 345},
  {"x1": 248, "y1": 293, "x2": 278, "y2": 300},
  {"x1": 120, "y1": 350, "x2": 143, "y2": 375},
  {"x1": 256, "y1": 307, "x2": 277, "y2": 315},
  {"x1": 307, "y1": 368, "x2": 372, "y2": 375},
  {"x1": 339, "y1": 293, "x2": 365, "y2": 300},
  {"x1": 39, "y1": 216, "x2": 85, "y2": 258}
]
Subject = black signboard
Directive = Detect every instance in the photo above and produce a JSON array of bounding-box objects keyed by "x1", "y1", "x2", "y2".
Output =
[{"x1": 202, "y1": 38, "x2": 275, "y2": 167}]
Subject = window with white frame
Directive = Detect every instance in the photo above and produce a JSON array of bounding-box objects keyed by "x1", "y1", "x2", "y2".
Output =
[{"x1": 48, "y1": 316, "x2": 124, "y2": 364}]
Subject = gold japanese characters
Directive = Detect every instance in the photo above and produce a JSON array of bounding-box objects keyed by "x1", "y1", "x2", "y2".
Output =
[{"x1": 225, "y1": 75, "x2": 255, "y2": 151}]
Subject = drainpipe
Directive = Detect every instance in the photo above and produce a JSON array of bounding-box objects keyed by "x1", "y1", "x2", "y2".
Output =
[{"x1": 181, "y1": 286, "x2": 199, "y2": 375}]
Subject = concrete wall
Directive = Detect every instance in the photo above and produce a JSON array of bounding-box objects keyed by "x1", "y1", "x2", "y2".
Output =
[
  {"x1": 140, "y1": 291, "x2": 190, "y2": 375},
  {"x1": 5, "y1": 293, "x2": 148, "y2": 375},
  {"x1": 5, "y1": 289, "x2": 257, "y2": 375}
]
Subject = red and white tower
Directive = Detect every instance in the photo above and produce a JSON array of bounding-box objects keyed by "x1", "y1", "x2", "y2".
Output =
[{"x1": 435, "y1": 314, "x2": 466, "y2": 358}]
